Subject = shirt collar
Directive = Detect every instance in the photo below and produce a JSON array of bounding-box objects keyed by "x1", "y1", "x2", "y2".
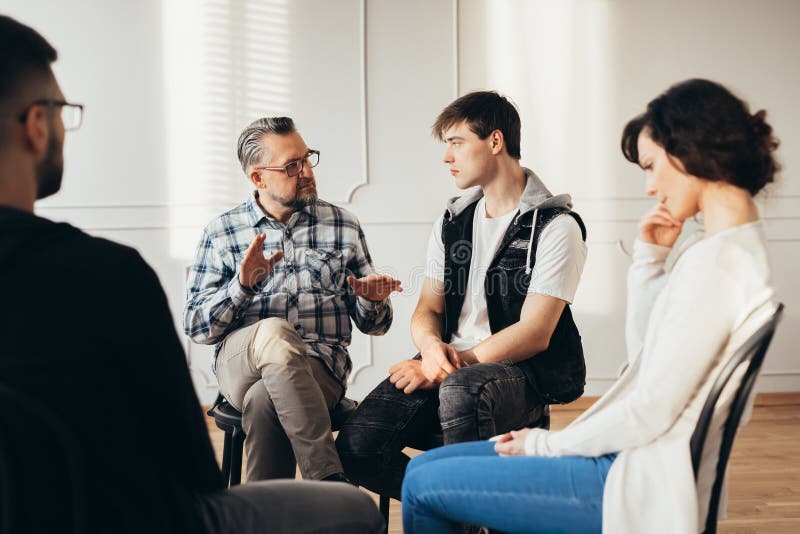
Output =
[{"x1": 245, "y1": 192, "x2": 268, "y2": 227}]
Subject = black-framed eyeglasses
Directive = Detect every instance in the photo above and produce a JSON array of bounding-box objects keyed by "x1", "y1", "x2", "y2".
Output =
[
  {"x1": 254, "y1": 150, "x2": 320, "y2": 177},
  {"x1": 18, "y1": 99, "x2": 85, "y2": 131}
]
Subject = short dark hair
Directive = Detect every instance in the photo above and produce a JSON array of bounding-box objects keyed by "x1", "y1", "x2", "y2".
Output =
[
  {"x1": 0, "y1": 15, "x2": 57, "y2": 143},
  {"x1": 0, "y1": 15, "x2": 57, "y2": 103},
  {"x1": 621, "y1": 79, "x2": 779, "y2": 196},
  {"x1": 432, "y1": 91, "x2": 522, "y2": 160}
]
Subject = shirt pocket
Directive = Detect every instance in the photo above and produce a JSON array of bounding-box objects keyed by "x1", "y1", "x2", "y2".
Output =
[
  {"x1": 304, "y1": 249, "x2": 345, "y2": 293},
  {"x1": 496, "y1": 247, "x2": 528, "y2": 272},
  {"x1": 490, "y1": 250, "x2": 531, "y2": 300}
]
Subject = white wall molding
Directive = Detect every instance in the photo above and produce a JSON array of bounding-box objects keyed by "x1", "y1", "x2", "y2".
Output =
[
  {"x1": 761, "y1": 370, "x2": 800, "y2": 377},
  {"x1": 36, "y1": 201, "x2": 229, "y2": 209},
  {"x1": 585, "y1": 370, "x2": 800, "y2": 381},
  {"x1": 43, "y1": 210, "x2": 800, "y2": 242},
  {"x1": 453, "y1": 0, "x2": 460, "y2": 98},
  {"x1": 347, "y1": 336, "x2": 374, "y2": 385},
  {"x1": 341, "y1": 0, "x2": 371, "y2": 204},
  {"x1": 38, "y1": 194, "x2": 800, "y2": 220}
]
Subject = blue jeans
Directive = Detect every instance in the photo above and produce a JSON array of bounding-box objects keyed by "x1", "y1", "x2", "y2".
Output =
[{"x1": 402, "y1": 441, "x2": 617, "y2": 534}]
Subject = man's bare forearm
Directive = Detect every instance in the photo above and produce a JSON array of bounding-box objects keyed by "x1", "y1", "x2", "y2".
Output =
[
  {"x1": 459, "y1": 293, "x2": 566, "y2": 365},
  {"x1": 411, "y1": 308, "x2": 445, "y2": 352},
  {"x1": 459, "y1": 321, "x2": 549, "y2": 364}
]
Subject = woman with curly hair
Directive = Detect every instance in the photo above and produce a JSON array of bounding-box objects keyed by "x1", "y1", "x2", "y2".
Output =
[{"x1": 400, "y1": 79, "x2": 781, "y2": 534}]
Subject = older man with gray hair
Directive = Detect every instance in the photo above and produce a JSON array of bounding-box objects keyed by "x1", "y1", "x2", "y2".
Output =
[{"x1": 185, "y1": 117, "x2": 401, "y2": 483}]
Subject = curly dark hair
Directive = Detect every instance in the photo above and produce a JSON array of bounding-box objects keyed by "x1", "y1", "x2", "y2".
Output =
[{"x1": 621, "y1": 79, "x2": 779, "y2": 196}]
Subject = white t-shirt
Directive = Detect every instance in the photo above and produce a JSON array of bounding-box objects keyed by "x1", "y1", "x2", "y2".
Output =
[{"x1": 425, "y1": 198, "x2": 587, "y2": 351}]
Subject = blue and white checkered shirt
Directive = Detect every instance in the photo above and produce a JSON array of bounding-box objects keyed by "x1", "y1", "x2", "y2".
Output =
[{"x1": 184, "y1": 192, "x2": 392, "y2": 384}]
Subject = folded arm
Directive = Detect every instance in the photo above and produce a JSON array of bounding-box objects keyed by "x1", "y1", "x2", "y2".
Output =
[{"x1": 458, "y1": 292, "x2": 566, "y2": 365}]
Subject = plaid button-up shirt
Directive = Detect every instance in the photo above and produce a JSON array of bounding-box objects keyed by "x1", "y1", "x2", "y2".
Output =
[{"x1": 184, "y1": 192, "x2": 392, "y2": 384}]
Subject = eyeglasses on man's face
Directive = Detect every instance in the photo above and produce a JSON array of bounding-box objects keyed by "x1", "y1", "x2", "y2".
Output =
[
  {"x1": 18, "y1": 99, "x2": 85, "y2": 131},
  {"x1": 254, "y1": 150, "x2": 320, "y2": 178}
]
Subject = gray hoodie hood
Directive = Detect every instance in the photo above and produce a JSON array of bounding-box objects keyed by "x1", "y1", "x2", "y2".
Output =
[
  {"x1": 444, "y1": 167, "x2": 573, "y2": 221},
  {"x1": 443, "y1": 167, "x2": 574, "y2": 275}
]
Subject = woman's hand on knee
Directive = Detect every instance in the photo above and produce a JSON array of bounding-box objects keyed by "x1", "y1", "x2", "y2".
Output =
[{"x1": 494, "y1": 428, "x2": 531, "y2": 456}]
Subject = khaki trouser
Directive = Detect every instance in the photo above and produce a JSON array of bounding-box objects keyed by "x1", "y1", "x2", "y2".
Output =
[{"x1": 215, "y1": 318, "x2": 344, "y2": 481}]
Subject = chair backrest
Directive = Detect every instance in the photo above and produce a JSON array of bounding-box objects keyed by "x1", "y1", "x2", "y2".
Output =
[
  {"x1": 0, "y1": 383, "x2": 88, "y2": 534},
  {"x1": 690, "y1": 303, "x2": 784, "y2": 534}
]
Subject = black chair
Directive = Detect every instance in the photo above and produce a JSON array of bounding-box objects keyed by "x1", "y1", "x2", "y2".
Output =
[
  {"x1": 207, "y1": 393, "x2": 359, "y2": 487},
  {"x1": 0, "y1": 383, "x2": 87, "y2": 534},
  {"x1": 690, "y1": 303, "x2": 784, "y2": 534},
  {"x1": 378, "y1": 404, "x2": 551, "y2": 529}
]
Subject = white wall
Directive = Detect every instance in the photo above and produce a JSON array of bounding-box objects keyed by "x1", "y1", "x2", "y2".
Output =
[{"x1": 6, "y1": 0, "x2": 798, "y2": 404}]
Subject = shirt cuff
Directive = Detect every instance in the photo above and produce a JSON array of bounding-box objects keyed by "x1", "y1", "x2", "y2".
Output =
[
  {"x1": 632, "y1": 238, "x2": 672, "y2": 263},
  {"x1": 527, "y1": 286, "x2": 572, "y2": 305},
  {"x1": 227, "y1": 273, "x2": 259, "y2": 307},
  {"x1": 356, "y1": 295, "x2": 388, "y2": 316},
  {"x1": 524, "y1": 428, "x2": 557, "y2": 457}
]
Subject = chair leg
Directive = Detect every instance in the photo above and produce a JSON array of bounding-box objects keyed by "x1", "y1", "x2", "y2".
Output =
[
  {"x1": 379, "y1": 493, "x2": 390, "y2": 533},
  {"x1": 220, "y1": 430, "x2": 232, "y2": 487},
  {"x1": 229, "y1": 428, "x2": 245, "y2": 486}
]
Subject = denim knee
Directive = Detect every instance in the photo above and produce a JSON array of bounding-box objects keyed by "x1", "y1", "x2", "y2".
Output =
[
  {"x1": 335, "y1": 424, "x2": 379, "y2": 459},
  {"x1": 440, "y1": 364, "x2": 507, "y2": 391},
  {"x1": 438, "y1": 367, "x2": 494, "y2": 418}
]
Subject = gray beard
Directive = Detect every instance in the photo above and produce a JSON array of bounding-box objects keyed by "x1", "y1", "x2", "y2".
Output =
[{"x1": 269, "y1": 182, "x2": 318, "y2": 209}]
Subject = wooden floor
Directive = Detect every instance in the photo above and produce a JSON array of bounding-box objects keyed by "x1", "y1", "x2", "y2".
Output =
[{"x1": 205, "y1": 393, "x2": 800, "y2": 533}]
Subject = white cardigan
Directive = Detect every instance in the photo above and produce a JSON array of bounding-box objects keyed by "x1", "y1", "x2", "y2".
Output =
[{"x1": 524, "y1": 221, "x2": 776, "y2": 533}]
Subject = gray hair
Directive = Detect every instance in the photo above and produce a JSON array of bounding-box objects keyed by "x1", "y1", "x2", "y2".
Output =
[{"x1": 236, "y1": 116, "x2": 295, "y2": 172}]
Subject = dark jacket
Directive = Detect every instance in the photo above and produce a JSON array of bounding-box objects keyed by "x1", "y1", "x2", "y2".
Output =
[
  {"x1": 0, "y1": 206, "x2": 223, "y2": 534},
  {"x1": 440, "y1": 169, "x2": 587, "y2": 404}
]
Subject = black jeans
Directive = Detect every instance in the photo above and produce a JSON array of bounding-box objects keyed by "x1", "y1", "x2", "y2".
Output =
[{"x1": 336, "y1": 357, "x2": 545, "y2": 500}]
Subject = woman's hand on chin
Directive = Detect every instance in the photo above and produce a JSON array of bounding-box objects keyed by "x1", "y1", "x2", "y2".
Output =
[{"x1": 639, "y1": 202, "x2": 683, "y2": 248}]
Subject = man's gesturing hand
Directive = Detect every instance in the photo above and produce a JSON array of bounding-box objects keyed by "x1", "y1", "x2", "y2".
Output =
[
  {"x1": 239, "y1": 233, "x2": 284, "y2": 289},
  {"x1": 347, "y1": 273, "x2": 402, "y2": 302}
]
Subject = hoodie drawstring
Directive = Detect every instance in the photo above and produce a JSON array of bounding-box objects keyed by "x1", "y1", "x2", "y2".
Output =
[{"x1": 525, "y1": 208, "x2": 538, "y2": 275}]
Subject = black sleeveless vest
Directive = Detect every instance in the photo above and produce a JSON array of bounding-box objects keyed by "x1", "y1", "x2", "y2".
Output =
[{"x1": 441, "y1": 200, "x2": 587, "y2": 404}]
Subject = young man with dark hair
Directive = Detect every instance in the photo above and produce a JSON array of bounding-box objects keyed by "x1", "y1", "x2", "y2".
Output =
[
  {"x1": 337, "y1": 91, "x2": 588, "y2": 501},
  {"x1": 0, "y1": 14, "x2": 383, "y2": 534}
]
